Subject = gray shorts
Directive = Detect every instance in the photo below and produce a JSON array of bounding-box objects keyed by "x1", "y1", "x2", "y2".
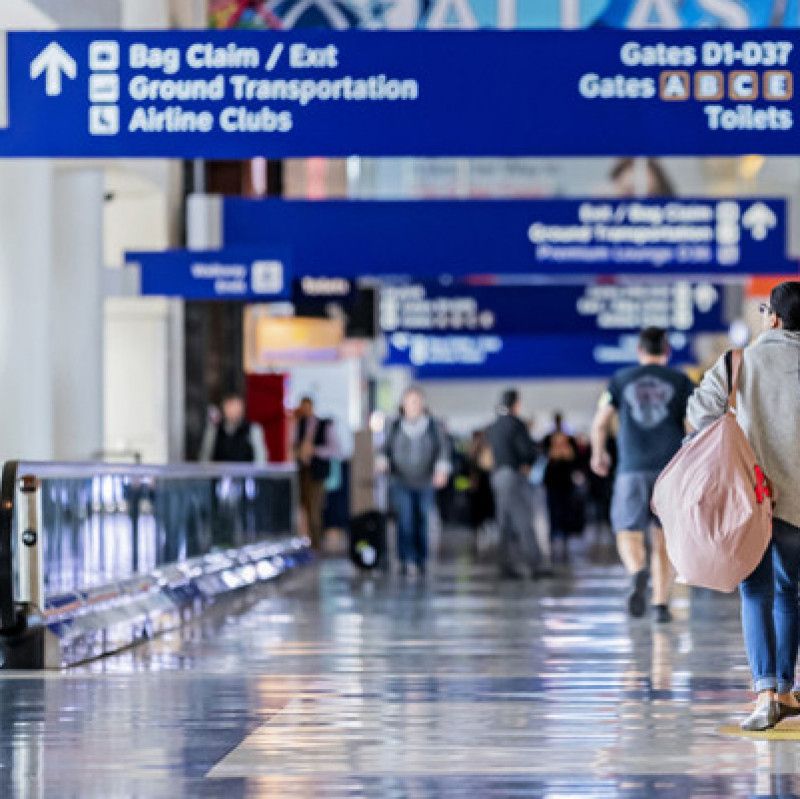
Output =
[{"x1": 611, "y1": 471, "x2": 662, "y2": 533}]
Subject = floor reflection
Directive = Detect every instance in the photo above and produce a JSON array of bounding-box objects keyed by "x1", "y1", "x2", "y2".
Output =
[{"x1": 0, "y1": 550, "x2": 796, "y2": 797}]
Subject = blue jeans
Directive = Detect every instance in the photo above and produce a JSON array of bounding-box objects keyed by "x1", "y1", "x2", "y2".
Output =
[
  {"x1": 392, "y1": 484, "x2": 433, "y2": 567},
  {"x1": 740, "y1": 518, "x2": 800, "y2": 693}
]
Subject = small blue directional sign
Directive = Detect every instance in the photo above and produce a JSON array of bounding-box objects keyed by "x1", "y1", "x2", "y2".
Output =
[
  {"x1": 384, "y1": 331, "x2": 696, "y2": 379},
  {"x1": 380, "y1": 281, "x2": 728, "y2": 336},
  {"x1": 6, "y1": 30, "x2": 800, "y2": 157},
  {"x1": 129, "y1": 247, "x2": 290, "y2": 301}
]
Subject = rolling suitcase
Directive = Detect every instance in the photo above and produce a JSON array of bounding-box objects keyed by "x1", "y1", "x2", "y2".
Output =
[{"x1": 349, "y1": 510, "x2": 387, "y2": 570}]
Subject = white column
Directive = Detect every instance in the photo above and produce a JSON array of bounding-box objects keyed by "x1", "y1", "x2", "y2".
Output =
[
  {"x1": 51, "y1": 167, "x2": 104, "y2": 460},
  {"x1": 559, "y1": 0, "x2": 581, "y2": 28},
  {"x1": 0, "y1": 161, "x2": 55, "y2": 459},
  {"x1": 186, "y1": 193, "x2": 223, "y2": 250},
  {"x1": 496, "y1": 0, "x2": 516, "y2": 28},
  {"x1": 104, "y1": 297, "x2": 182, "y2": 463},
  {"x1": 0, "y1": 33, "x2": 8, "y2": 130}
]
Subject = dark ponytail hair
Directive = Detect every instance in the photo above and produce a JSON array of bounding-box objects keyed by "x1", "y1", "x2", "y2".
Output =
[{"x1": 770, "y1": 281, "x2": 800, "y2": 331}]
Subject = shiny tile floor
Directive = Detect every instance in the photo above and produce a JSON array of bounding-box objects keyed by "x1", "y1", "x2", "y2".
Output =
[{"x1": 1, "y1": 537, "x2": 798, "y2": 798}]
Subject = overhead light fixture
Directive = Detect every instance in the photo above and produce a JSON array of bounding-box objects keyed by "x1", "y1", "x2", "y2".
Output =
[{"x1": 739, "y1": 155, "x2": 766, "y2": 181}]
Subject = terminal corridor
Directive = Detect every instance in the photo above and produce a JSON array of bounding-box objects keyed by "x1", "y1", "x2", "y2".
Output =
[
  {"x1": 2, "y1": 549, "x2": 795, "y2": 799},
  {"x1": 5, "y1": 2, "x2": 800, "y2": 798}
]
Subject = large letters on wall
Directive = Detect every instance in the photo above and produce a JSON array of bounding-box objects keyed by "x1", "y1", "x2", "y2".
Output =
[{"x1": 209, "y1": 0, "x2": 800, "y2": 30}]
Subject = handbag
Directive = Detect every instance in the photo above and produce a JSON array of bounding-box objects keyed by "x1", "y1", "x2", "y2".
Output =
[{"x1": 651, "y1": 349, "x2": 772, "y2": 593}]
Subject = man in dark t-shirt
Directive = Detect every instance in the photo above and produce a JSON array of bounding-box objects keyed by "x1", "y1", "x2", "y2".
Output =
[{"x1": 590, "y1": 327, "x2": 694, "y2": 623}]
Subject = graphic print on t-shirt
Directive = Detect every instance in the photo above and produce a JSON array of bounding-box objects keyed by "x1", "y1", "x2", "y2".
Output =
[{"x1": 622, "y1": 376, "x2": 676, "y2": 430}]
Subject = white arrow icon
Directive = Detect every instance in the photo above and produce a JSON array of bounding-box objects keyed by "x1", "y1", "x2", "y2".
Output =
[
  {"x1": 30, "y1": 42, "x2": 77, "y2": 97},
  {"x1": 694, "y1": 283, "x2": 719, "y2": 313},
  {"x1": 742, "y1": 202, "x2": 778, "y2": 241}
]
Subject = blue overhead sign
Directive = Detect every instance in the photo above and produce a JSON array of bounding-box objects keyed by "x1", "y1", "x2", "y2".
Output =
[
  {"x1": 5, "y1": 30, "x2": 800, "y2": 156},
  {"x1": 384, "y1": 331, "x2": 695, "y2": 379},
  {"x1": 130, "y1": 248, "x2": 290, "y2": 300},
  {"x1": 380, "y1": 281, "x2": 728, "y2": 335},
  {"x1": 225, "y1": 198, "x2": 789, "y2": 276}
]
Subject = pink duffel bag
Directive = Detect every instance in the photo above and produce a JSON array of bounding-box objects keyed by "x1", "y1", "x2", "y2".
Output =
[{"x1": 652, "y1": 350, "x2": 772, "y2": 593}]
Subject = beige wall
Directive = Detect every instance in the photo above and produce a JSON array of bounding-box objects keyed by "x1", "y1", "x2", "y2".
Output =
[
  {"x1": 419, "y1": 379, "x2": 607, "y2": 437},
  {"x1": 104, "y1": 298, "x2": 184, "y2": 463}
]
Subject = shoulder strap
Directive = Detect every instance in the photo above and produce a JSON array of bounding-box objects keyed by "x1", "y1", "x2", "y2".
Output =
[
  {"x1": 427, "y1": 416, "x2": 439, "y2": 440},
  {"x1": 315, "y1": 418, "x2": 329, "y2": 445},
  {"x1": 386, "y1": 418, "x2": 400, "y2": 450},
  {"x1": 724, "y1": 349, "x2": 743, "y2": 410}
]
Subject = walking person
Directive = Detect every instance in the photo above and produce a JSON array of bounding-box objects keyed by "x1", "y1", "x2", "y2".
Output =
[
  {"x1": 294, "y1": 397, "x2": 341, "y2": 551},
  {"x1": 377, "y1": 386, "x2": 451, "y2": 577},
  {"x1": 467, "y1": 430, "x2": 496, "y2": 553},
  {"x1": 687, "y1": 282, "x2": 800, "y2": 731},
  {"x1": 542, "y1": 413, "x2": 583, "y2": 565},
  {"x1": 590, "y1": 327, "x2": 694, "y2": 623},
  {"x1": 486, "y1": 389, "x2": 543, "y2": 580}
]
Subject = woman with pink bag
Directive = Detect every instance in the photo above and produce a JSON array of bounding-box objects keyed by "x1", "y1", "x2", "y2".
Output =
[{"x1": 688, "y1": 281, "x2": 800, "y2": 731}]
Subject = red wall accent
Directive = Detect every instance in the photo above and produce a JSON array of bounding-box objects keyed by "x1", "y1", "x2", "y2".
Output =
[{"x1": 246, "y1": 373, "x2": 289, "y2": 462}]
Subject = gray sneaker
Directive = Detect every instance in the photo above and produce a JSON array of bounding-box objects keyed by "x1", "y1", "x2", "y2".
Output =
[{"x1": 741, "y1": 701, "x2": 782, "y2": 731}]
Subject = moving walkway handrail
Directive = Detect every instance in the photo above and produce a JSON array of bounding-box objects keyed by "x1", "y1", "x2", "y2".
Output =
[
  {"x1": 0, "y1": 461, "x2": 18, "y2": 631},
  {"x1": 11, "y1": 461, "x2": 296, "y2": 480},
  {"x1": 0, "y1": 460, "x2": 298, "y2": 636}
]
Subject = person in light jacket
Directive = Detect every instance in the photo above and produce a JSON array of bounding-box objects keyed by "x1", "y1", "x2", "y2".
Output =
[
  {"x1": 377, "y1": 386, "x2": 451, "y2": 577},
  {"x1": 687, "y1": 281, "x2": 800, "y2": 731}
]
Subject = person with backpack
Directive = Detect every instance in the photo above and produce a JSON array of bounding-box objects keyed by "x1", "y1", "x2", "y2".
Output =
[
  {"x1": 377, "y1": 386, "x2": 451, "y2": 577},
  {"x1": 687, "y1": 281, "x2": 800, "y2": 731},
  {"x1": 590, "y1": 327, "x2": 695, "y2": 624}
]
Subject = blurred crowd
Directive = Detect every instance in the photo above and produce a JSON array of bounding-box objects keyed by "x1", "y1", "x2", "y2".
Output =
[{"x1": 440, "y1": 406, "x2": 616, "y2": 570}]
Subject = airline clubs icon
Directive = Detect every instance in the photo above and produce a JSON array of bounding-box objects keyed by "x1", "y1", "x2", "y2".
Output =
[{"x1": 660, "y1": 70, "x2": 793, "y2": 102}]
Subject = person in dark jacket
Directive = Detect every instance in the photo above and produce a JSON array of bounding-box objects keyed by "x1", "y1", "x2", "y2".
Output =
[
  {"x1": 542, "y1": 412, "x2": 583, "y2": 564},
  {"x1": 377, "y1": 386, "x2": 451, "y2": 577},
  {"x1": 467, "y1": 429, "x2": 495, "y2": 542},
  {"x1": 199, "y1": 392, "x2": 267, "y2": 464},
  {"x1": 485, "y1": 389, "x2": 543, "y2": 580}
]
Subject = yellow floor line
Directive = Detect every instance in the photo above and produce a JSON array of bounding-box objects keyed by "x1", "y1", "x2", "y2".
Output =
[{"x1": 718, "y1": 722, "x2": 800, "y2": 741}]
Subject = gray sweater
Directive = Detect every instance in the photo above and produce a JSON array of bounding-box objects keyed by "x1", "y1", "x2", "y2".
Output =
[
  {"x1": 687, "y1": 329, "x2": 800, "y2": 528},
  {"x1": 380, "y1": 415, "x2": 451, "y2": 489}
]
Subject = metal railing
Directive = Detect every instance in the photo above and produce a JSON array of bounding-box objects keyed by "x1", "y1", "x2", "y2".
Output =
[{"x1": 0, "y1": 461, "x2": 306, "y2": 667}]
